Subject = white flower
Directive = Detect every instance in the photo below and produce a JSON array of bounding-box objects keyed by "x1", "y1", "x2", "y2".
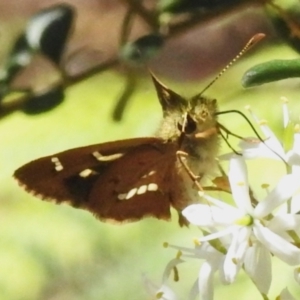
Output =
[
  {"x1": 160, "y1": 98, "x2": 300, "y2": 299},
  {"x1": 241, "y1": 100, "x2": 300, "y2": 166},
  {"x1": 162, "y1": 242, "x2": 224, "y2": 300},
  {"x1": 183, "y1": 155, "x2": 300, "y2": 294},
  {"x1": 240, "y1": 99, "x2": 300, "y2": 214},
  {"x1": 189, "y1": 243, "x2": 225, "y2": 300}
]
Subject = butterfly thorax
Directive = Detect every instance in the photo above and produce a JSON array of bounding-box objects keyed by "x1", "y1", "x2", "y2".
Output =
[
  {"x1": 181, "y1": 96, "x2": 219, "y2": 163},
  {"x1": 156, "y1": 95, "x2": 219, "y2": 211}
]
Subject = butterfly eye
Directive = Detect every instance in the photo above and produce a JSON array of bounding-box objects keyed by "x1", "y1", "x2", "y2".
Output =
[{"x1": 178, "y1": 114, "x2": 197, "y2": 134}]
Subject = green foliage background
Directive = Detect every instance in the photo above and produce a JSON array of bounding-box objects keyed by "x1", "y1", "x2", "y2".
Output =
[{"x1": 1, "y1": 29, "x2": 300, "y2": 300}]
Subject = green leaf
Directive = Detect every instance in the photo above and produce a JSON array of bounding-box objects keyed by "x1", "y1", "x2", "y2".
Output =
[{"x1": 242, "y1": 59, "x2": 300, "y2": 87}]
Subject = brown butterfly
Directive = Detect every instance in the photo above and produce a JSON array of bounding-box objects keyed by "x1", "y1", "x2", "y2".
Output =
[
  {"x1": 14, "y1": 74, "x2": 219, "y2": 226},
  {"x1": 14, "y1": 34, "x2": 265, "y2": 226}
]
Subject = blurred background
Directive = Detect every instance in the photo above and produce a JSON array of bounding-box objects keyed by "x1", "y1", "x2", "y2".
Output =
[{"x1": 1, "y1": 0, "x2": 300, "y2": 299}]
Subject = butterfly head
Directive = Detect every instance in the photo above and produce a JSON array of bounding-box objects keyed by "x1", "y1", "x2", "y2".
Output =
[
  {"x1": 184, "y1": 95, "x2": 218, "y2": 135},
  {"x1": 151, "y1": 74, "x2": 218, "y2": 143}
]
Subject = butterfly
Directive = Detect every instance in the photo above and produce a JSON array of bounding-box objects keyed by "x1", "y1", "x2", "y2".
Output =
[
  {"x1": 14, "y1": 33, "x2": 265, "y2": 225},
  {"x1": 14, "y1": 74, "x2": 219, "y2": 226}
]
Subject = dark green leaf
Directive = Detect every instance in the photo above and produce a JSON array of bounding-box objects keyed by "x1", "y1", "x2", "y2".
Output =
[
  {"x1": 26, "y1": 4, "x2": 75, "y2": 65},
  {"x1": 0, "y1": 4, "x2": 74, "y2": 102},
  {"x1": 119, "y1": 34, "x2": 164, "y2": 65},
  {"x1": 22, "y1": 86, "x2": 64, "y2": 114},
  {"x1": 157, "y1": 0, "x2": 239, "y2": 13},
  {"x1": 242, "y1": 59, "x2": 300, "y2": 87}
]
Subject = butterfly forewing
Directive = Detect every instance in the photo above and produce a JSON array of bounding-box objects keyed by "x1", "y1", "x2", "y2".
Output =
[
  {"x1": 14, "y1": 137, "x2": 178, "y2": 222},
  {"x1": 88, "y1": 142, "x2": 178, "y2": 222}
]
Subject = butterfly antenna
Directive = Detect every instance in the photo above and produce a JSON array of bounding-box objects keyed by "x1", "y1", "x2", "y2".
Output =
[{"x1": 198, "y1": 33, "x2": 265, "y2": 97}]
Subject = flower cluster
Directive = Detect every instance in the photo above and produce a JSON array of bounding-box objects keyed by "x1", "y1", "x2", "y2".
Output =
[{"x1": 155, "y1": 98, "x2": 300, "y2": 300}]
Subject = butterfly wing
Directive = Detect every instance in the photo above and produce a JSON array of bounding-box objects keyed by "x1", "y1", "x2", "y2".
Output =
[{"x1": 14, "y1": 137, "x2": 178, "y2": 222}]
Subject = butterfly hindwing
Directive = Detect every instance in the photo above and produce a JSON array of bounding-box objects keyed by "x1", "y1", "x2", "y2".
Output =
[{"x1": 14, "y1": 137, "x2": 178, "y2": 222}]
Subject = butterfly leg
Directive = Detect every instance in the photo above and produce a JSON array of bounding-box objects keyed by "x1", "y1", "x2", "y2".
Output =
[{"x1": 176, "y1": 150, "x2": 203, "y2": 192}]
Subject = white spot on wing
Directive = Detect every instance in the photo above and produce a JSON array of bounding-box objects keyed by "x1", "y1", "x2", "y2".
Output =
[
  {"x1": 92, "y1": 151, "x2": 102, "y2": 160},
  {"x1": 147, "y1": 183, "x2": 158, "y2": 191},
  {"x1": 79, "y1": 169, "x2": 93, "y2": 178},
  {"x1": 118, "y1": 183, "x2": 158, "y2": 201},
  {"x1": 137, "y1": 185, "x2": 147, "y2": 195},
  {"x1": 126, "y1": 188, "x2": 137, "y2": 200},
  {"x1": 51, "y1": 157, "x2": 63, "y2": 171},
  {"x1": 141, "y1": 170, "x2": 156, "y2": 179},
  {"x1": 117, "y1": 193, "x2": 126, "y2": 200},
  {"x1": 92, "y1": 151, "x2": 123, "y2": 162}
]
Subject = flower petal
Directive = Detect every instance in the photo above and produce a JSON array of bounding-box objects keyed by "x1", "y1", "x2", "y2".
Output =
[
  {"x1": 199, "y1": 226, "x2": 235, "y2": 243},
  {"x1": 182, "y1": 204, "x2": 238, "y2": 226},
  {"x1": 240, "y1": 139, "x2": 282, "y2": 160},
  {"x1": 244, "y1": 243, "x2": 272, "y2": 294},
  {"x1": 198, "y1": 262, "x2": 215, "y2": 300},
  {"x1": 223, "y1": 227, "x2": 250, "y2": 283},
  {"x1": 259, "y1": 124, "x2": 285, "y2": 157},
  {"x1": 254, "y1": 221, "x2": 300, "y2": 265},
  {"x1": 228, "y1": 156, "x2": 253, "y2": 214},
  {"x1": 267, "y1": 214, "x2": 300, "y2": 238},
  {"x1": 254, "y1": 174, "x2": 300, "y2": 218}
]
